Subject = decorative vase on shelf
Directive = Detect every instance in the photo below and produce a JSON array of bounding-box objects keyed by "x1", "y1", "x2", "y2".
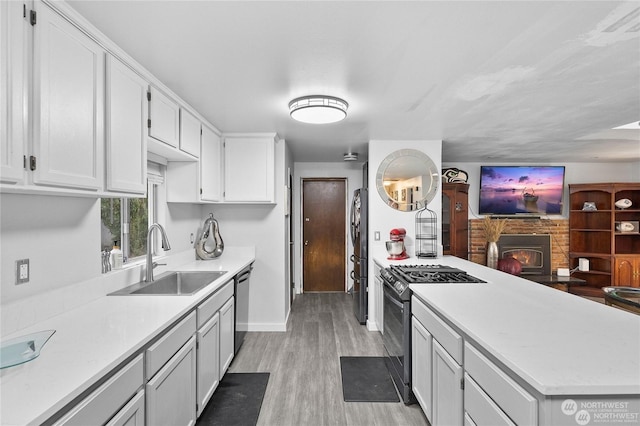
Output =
[{"x1": 486, "y1": 241, "x2": 499, "y2": 269}]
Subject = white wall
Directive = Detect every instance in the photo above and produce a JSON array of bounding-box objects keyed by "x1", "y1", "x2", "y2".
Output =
[
  {"x1": 441, "y1": 161, "x2": 640, "y2": 219},
  {"x1": 203, "y1": 139, "x2": 289, "y2": 331},
  {"x1": 292, "y1": 161, "x2": 364, "y2": 295},
  {"x1": 367, "y1": 140, "x2": 443, "y2": 330},
  {"x1": 0, "y1": 186, "x2": 202, "y2": 306}
]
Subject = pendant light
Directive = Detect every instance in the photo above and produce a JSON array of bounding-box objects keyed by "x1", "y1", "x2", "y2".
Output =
[{"x1": 289, "y1": 95, "x2": 348, "y2": 124}]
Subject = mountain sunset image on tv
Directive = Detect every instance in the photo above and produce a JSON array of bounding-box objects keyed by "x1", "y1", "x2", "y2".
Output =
[{"x1": 479, "y1": 166, "x2": 565, "y2": 215}]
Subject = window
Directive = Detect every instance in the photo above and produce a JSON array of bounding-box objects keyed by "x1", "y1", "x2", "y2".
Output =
[{"x1": 100, "y1": 163, "x2": 163, "y2": 263}]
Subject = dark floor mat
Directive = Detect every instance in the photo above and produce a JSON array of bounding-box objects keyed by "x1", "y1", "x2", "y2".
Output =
[
  {"x1": 340, "y1": 356, "x2": 400, "y2": 402},
  {"x1": 197, "y1": 372, "x2": 270, "y2": 426}
]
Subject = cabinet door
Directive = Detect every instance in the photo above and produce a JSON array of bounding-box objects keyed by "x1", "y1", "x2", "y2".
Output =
[
  {"x1": 32, "y1": 2, "x2": 104, "y2": 190},
  {"x1": 149, "y1": 86, "x2": 179, "y2": 148},
  {"x1": 105, "y1": 389, "x2": 145, "y2": 426},
  {"x1": 146, "y1": 336, "x2": 197, "y2": 426},
  {"x1": 106, "y1": 55, "x2": 147, "y2": 194},
  {"x1": 412, "y1": 317, "x2": 433, "y2": 422},
  {"x1": 432, "y1": 340, "x2": 463, "y2": 426},
  {"x1": 197, "y1": 312, "x2": 220, "y2": 417},
  {"x1": 224, "y1": 136, "x2": 275, "y2": 202},
  {"x1": 219, "y1": 297, "x2": 235, "y2": 378},
  {"x1": 200, "y1": 125, "x2": 222, "y2": 202},
  {"x1": 374, "y1": 274, "x2": 384, "y2": 333},
  {"x1": 614, "y1": 256, "x2": 640, "y2": 287},
  {"x1": 0, "y1": 0, "x2": 27, "y2": 184},
  {"x1": 180, "y1": 108, "x2": 201, "y2": 157}
]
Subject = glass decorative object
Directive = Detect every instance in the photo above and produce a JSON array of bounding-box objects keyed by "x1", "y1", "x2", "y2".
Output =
[{"x1": 0, "y1": 330, "x2": 56, "y2": 369}]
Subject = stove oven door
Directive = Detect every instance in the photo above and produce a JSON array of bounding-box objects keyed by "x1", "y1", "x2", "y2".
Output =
[{"x1": 382, "y1": 283, "x2": 413, "y2": 403}]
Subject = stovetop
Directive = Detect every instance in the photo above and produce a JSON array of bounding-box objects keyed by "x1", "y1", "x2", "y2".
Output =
[
  {"x1": 391, "y1": 264, "x2": 486, "y2": 284},
  {"x1": 381, "y1": 264, "x2": 485, "y2": 300}
]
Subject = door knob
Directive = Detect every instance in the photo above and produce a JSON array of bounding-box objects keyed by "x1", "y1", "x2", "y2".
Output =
[{"x1": 304, "y1": 240, "x2": 309, "y2": 246}]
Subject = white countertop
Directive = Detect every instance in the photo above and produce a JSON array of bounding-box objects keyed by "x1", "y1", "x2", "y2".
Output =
[
  {"x1": 372, "y1": 247, "x2": 640, "y2": 396},
  {"x1": 0, "y1": 247, "x2": 255, "y2": 426}
]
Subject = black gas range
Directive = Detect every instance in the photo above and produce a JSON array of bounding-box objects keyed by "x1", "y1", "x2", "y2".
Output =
[
  {"x1": 381, "y1": 264, "x2": 485, "y2": 300},
  {"x1": 380, "y1": 264, "x2": 484, "y2": 404}
]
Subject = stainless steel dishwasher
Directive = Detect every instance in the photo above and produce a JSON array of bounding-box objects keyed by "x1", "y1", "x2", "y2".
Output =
[{"x1": 234, "y1": 262, "x2": 253, "y2": 354}]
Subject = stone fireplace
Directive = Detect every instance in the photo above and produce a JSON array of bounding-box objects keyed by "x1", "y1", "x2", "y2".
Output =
[{"x1": 497, "y1": 234, "x2": 551, "y2": 276}]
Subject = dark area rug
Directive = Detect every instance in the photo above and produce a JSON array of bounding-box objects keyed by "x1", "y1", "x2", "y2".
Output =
[
  {"x1": 197, "y1": 372, "x2": 270, "y2": 426},
  {"x1": 340, "y1": 356, "x2": 400, "y2": 402}
]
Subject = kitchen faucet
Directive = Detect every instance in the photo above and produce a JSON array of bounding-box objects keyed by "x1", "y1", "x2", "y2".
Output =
[{"x1": 146, "y1": 223, "x2": 172, "y2": 282}]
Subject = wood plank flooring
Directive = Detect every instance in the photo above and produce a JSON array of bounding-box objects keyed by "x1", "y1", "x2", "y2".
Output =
[{"x1": 229, "y1": 293, "x2": 428, "y2": 426}]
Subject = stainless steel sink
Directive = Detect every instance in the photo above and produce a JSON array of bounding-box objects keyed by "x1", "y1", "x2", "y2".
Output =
[{"x1": 109, "y1": 271, "x2": 228, "y2": 296}]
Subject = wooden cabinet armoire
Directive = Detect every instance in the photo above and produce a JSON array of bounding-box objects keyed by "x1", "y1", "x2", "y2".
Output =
[{"x1": 442, "y1": 183, "x2": 469, "y2": 259}]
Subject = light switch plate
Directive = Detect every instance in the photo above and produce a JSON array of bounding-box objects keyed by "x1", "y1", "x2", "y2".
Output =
[{"x1": 16, "y1": 259, "x2": 29, "y2": 284}]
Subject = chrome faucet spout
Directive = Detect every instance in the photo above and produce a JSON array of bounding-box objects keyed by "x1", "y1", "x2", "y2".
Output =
[{"x1": 146, "y1": 223, "x2": 171, "y2": 282}]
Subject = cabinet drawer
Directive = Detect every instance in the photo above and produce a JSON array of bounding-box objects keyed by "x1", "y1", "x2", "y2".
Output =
[
  {"x1": 412, "y1": 296, "x2": 463, "y2": 363},
  {"x1": 105, "y1": 388, "x2": 144, "y2": 426},
  {"x1": 197, "y1": 280, "x2": 233, "y2": 328},
  {"x1": 464, "y1": 342, "x2": 537, "y2": 426},
  {"x1": 465, "y1": 373, "x2": 515, "y2": 426},
  {"x1": 54, "y1": 354, "x2": 143, "y2": 426},
  {"x1": 146, "y1": 311, "x2": 196, "y2": 379}
]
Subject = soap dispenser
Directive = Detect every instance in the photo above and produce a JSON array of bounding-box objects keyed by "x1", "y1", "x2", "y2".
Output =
[{"x1": 111, "y1": 241, "x2": 123, "y2": 269}]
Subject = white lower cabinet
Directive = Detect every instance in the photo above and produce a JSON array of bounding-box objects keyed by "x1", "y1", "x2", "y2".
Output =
[
  {"x1": 197, "y1": 312, "x2": 220, "y2": 417},
  {"x1": 373, "y1": 261, "x2": 384, "y2": 333},
  {"x1": 219, "y1": 296, "x2": 235, "y2": 377},
  {"x1": 433, "y1": 340, "x2": 464, "y2": 426},
  {"x1": 411, "y1": 317, "x2": 433, "y2": 421},
  {"x1": 53, "y1": 354, "x2": 144, "y2": 426},
  {"x1": 195, "y1": 280, "x2": 234, "y2": 416},
  {"x1": 464, "y1": 373, "x2": 514, "y2": 426},
  {"x1": 412, "y1": 295, "x2": 463, "y2": 426},
  {"x1": 464, "y1": 342, "x2": 537, "y2": 425},
  {"x1": 412, "y1": 294, "x2": 538, "y2": 426},
  {"x1": 146, "y1": 336, "x2": 197, "y2": 426}
]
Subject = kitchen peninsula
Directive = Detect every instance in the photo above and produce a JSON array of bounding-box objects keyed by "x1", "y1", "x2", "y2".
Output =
[
  {"x1": 0, "y1": 248, "x2": 254, "y2": 425},
  {"x1": 373, "y1": 247, "x2": 640, "y2": 425}
]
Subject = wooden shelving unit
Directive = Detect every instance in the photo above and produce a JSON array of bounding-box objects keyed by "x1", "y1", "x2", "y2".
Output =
[
  {"x1": 569, "y1": 183, "x2": 640, "y2": 297},
  {"x1": 442, "y1": 183, "x2": 469, "y2": 259}
]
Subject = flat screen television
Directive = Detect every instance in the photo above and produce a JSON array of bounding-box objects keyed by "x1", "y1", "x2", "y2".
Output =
[{"x1": 479, "y1": 166, "x2": 565, "y2": 215}]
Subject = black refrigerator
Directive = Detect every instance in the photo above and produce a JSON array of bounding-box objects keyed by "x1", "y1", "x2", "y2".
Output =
[{"x1": 350, "y1": 187, "x2": 368, "y2": 324}]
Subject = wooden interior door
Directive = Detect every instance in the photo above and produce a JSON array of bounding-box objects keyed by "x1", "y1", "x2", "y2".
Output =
[{"x1": 302, "y1": 179, "x2": 346, "y2": 292}]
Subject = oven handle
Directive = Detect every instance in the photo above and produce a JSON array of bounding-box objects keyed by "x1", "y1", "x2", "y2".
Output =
[{"x1": 383, "y1": 286, "x2": 404, "y2": 309}]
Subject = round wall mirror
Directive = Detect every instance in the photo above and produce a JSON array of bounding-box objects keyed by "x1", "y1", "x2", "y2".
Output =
[{"x1": 375, "y1": 149, "x2": 439, "y2": 211}]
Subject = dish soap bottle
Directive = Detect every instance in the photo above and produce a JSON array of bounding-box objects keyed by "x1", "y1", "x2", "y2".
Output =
[{"x1": 111, "y1": 241, "x2": 123, "y2": 270}]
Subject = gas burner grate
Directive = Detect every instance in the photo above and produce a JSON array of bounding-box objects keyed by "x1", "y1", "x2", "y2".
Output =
[{"x1": 390, "y1": 264, "x2": 485, "y2": 284}]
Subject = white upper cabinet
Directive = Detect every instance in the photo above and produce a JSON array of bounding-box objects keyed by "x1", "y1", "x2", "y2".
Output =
[
  {"x1": 200, "y1": 125, "x2": 222, "y2": 202},
  {"x1": 0, "y1": 1, "x2": 27, "y2": 184},
  {"x1": 180, "y1": 108, "x2": 201, "y2": 158},
  {"x1": 223, "y1": 134, "x2": 275, "y2": 203},
  {"x1": 32, "y1": 1, "x2": 104, "y2": 190},
  {"x1": 148, "y1": 86, "x2": 179, "y2": 148},
  {"x1": 105, "y1": 55, "x2": 147, "y2": 195}
]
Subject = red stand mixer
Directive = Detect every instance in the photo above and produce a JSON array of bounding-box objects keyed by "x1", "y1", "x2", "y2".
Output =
[{"x1": 386, "y1": 228, "x2": 409, "y2": 260}]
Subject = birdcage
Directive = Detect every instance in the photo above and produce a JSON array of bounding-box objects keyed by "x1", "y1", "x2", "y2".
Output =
[{"x1": 415, "y1": 206, "x2": 438, "y2": 258}]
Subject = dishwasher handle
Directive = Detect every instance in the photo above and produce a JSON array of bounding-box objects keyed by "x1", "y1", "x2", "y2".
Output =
[{"x1": 237, "y1": 264, "x2": 253, "y2": 283}]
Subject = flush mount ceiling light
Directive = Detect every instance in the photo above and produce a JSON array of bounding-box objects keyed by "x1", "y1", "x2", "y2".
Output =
[{"x1": 289, "y1": 95, "x2": 348, "y2": 124}]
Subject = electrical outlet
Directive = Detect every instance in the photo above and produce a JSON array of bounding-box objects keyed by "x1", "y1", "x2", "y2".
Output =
[
  {"x1": 16, "y1": 259, "x2": 29, "y2": 284},
  {"x1": 374, "y1": 231, "x2": 381, "y2": 241}
]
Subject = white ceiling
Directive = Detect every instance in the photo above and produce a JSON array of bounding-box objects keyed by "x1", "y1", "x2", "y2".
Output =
[{"x1": 67, "y1": 0, "x2": 640, "y2": 163}]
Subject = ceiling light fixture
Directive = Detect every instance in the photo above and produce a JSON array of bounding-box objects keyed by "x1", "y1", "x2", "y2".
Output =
[{"x1": 289, "y1": 95, "x2": 348, "y2": 124}]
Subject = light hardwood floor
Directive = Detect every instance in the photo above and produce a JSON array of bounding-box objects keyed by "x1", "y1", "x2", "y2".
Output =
[{"x1": 229, "y1": 293, "x2": 429, "y2": 426}]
